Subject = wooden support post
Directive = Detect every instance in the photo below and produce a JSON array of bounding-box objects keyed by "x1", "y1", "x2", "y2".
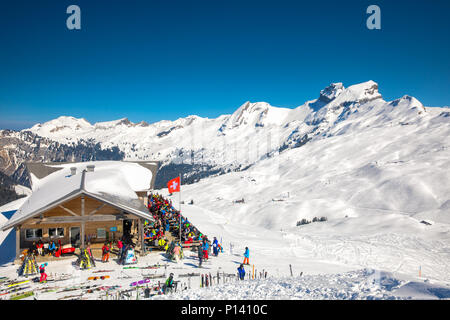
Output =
[
  {"x1": 15, "y1": 226, "x2": 20, "y2": 259},
  {"x1": 81, "y1": 196, "x2": 85, "y2": 248},
  {"x1": 139, "y1": 218, "x2": 144, "y2": 256}
]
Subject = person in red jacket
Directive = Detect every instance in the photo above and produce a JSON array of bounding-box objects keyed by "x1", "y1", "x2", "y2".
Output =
[
  {"x1": 117, "y1": 239, "x2": 124, "y2": 259},
  {"x1": 39, "y1": 263, "x2": 48, "y2": 283},
  {"x1": 36, "y1": 240, "x2": 44, "y2": 256},
  {"x1": 102, "y1": 242, "x2": 110, "y2": 262}
]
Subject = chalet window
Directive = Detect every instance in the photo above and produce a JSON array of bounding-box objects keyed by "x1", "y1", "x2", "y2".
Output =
[
  {"x1": 97, "y1": 228, "x2": 106, "y2": 238},
  {"x1": 25, "y1": 228, "x2": 43, "y2": 240},
  {"x1": 49, "y1": 228, "x2": 65, "y2": 238}
]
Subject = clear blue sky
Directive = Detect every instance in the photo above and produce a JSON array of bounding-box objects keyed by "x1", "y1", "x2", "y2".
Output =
[{"x1": 0, "y1": 0, "x2": 449, "y2": 130}]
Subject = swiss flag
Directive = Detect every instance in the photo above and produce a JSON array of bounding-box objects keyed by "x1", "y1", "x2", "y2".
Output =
[{"x1": 167, "y1": 176, "x2": 181, "y2": 193}]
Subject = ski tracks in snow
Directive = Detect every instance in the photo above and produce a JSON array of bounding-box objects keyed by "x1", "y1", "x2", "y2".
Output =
[{"x1": 287, "y1": 232, "x2": 450, "y2": 283}]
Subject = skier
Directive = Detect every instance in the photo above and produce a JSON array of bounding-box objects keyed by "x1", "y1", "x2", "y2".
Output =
[
  {"x1": 144, "y1": 285, "x2": 151, "y2": 298},
  {"x1": 102, "y1": 242, "x2": 110, "y2": 263},
  {"x1": 163, "y1": 273, "x2": 175, "y2": 294},
  {"x1": 39, "y1": 263, "x2": 48, "y2": 283},
  {"x1": 212, "y1": 237, "x2": 219, "y2": 256},
  {"x1": 173, "y1": 243, "x2": 181, "y2": 263},
  {"x1": 197, "y1": 245, "x2": 204, "y2": 267},
  {"x1": 202, "y1": 239, "x2": 209, "y2": 260},
  {"x1": 117, "y1": 239, "x2": 123, "y2": 259},
  {"x1": 243, "y1": 247, "x2": 250, "y2": 265},
  {"x1": 237, "y1": 264, "x2": 245, "y2": 280}
]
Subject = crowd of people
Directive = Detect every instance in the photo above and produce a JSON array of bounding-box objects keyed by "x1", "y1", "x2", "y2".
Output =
[
  {"x1": 147, "y1": 193, "x2": 203, "y2": 243},
  {"x1": 29, "y1": 239, "x2": 61, "y2": 257},
  {"x1": 147, "y1": 192, "x2": 219, "y2": 266},
  {"x1": 147, "y1": 193, "x2": 203, "y2": 245}
]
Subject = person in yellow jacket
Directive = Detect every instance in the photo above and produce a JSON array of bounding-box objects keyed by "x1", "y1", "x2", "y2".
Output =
[{"x1": 158, "y1": 237, "x2": 166, "y2": 249}]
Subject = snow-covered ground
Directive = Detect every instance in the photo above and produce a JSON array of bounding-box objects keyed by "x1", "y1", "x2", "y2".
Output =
[
  {"x1": 0, "y1": 202, "x2": 449, "y2": 300},
  {"x1": 156, "y1": 270, "x2": 450, "y2": 300},
  {"x1": 170, "y1": 108, "x2": 450, "y2": 285}
]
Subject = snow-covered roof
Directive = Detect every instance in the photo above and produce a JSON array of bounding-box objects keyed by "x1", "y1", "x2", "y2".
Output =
[
  {"x1": 0, "y1": 196, "x2": 29, "y2": 214},
  {"x1": 1, "y1": 161, "x2": 157, "y2": 231},
  {"x1": 27, "y1": 161, "x2": 159, "y2": 191}
]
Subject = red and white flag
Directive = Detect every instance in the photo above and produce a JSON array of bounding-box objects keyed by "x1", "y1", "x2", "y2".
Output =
[{"x1": 167, "y1": 176, "x2": 181, "y2": 193}]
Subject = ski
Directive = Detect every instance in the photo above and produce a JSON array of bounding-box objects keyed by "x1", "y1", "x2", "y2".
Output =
[
  {"x1": 10, "y1": 290, "x2": 34, "y2": 300},
  {"x1": 141, "y1": 273, "x2": 165, "y2": 279},
  {"x1": 0, "y1": 286, "x2": 31, "y2": 296},
  {"x1": 179, "y1": 273, "x2": 200, "y2": 277},
  {"x1": 7, "y1": 280, "x2": 30, "y2": 287},
  {"x1": 57, "y1": 294, "x2": 84, "y2": 300},
  {"x1": 87, "y1": 276, "x2": 110, "y2": 281}
]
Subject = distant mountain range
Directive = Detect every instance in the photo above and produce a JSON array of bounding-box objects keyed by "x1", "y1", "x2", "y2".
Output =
[{"x1": 1, "y1": 80, "x2": 449, "y2": 205}]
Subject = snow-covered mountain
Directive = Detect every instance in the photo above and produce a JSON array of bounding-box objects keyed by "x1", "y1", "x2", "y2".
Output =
[
  {"x1": 0, "y1": 130, "x2": 125, "y2": 190},
  {"x1": 25, "y1": 81, "x2": 447, "y2": 173},
  {"x1": 2, "y1": 79, "x2": 448, "y2": 193}
]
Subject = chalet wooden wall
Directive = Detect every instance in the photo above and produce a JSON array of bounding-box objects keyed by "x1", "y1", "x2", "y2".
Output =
[{"x1": 17, "y1": 195, "x2": 137, "y2": 249}]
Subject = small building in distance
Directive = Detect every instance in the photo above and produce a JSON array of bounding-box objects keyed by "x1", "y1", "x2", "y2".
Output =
[{"x1": 1, "y1": 160, "x2": 159, "y2": 259}]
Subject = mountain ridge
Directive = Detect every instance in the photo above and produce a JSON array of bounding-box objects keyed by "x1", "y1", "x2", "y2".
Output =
[{"x1": 1, "y1": 80, "x2": 448, "y2": 194}]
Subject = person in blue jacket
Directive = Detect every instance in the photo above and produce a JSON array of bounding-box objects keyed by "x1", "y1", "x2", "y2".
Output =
[
  {"x1": 202, "y1": 238, "x2": 209, "y2": 260},
  {"x1": 48, "y1": 241, "x2": 56, "y2": 256},
  {"x1": 243, "y1": 247, "x2": 250, "y2": 265},
  {"x1": 212, "y1": 237, "x2": 219, "y2": 256},
  {"x1": 237, "y1": 264, "x2": 245, "y2": 280}
]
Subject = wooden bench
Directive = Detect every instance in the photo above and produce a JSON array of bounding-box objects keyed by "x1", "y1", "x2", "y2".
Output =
[{"x1": 181, "y1": 241, "x2": 202, "y2": 249}]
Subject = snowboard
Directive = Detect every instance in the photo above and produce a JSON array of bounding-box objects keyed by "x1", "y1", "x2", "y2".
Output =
[{"x1": 130, "y1": 278, "x2": 151, "y2": 286}]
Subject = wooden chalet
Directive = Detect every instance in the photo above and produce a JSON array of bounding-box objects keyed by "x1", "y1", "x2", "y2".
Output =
[{"x1": 1, "y1": 161, "x2": 159, "y2": 259}]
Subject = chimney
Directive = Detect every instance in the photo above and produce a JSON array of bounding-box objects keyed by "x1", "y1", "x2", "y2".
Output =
[
  {"x1": 86, "y1": 165, "x2": 95, "y2": 172},
  {"x1": 70, "y1": 167, "x2": 77, "y2": 175}
]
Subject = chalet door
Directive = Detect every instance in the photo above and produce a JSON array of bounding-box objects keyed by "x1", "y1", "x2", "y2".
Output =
[
  {"x1": 123, "y1": 220, "x2": 132, "y2": 236},
  {"x1": 70, "y1": 227, "x2": 80, "y2": 247}
]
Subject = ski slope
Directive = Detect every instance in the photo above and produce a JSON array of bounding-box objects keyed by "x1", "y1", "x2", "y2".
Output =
[
  {"x1": 165, "y1": 105, "x2": 450, "y2": 284},
  {"x1": 0, "y1": 201, "x2": 449, "y2": 300}
]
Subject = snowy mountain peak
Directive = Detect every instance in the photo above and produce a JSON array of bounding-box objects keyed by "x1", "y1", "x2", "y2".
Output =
[
  {"x1": 319, "y1": 82, "x2": 345, "y2": 103},
  {"x1": 389, "y1": 95, "x2": 426, "y2": 115},
  {"x1": 94, "y1": 118, "x2": 134, "y2": 129},
  {"x1": 224, "y1": 101, "x2": 288, "y2": 129},
  {"x1": 333, "y1": 80, "x2": 382, "y2": 105},
  {"x1": 29, "y1": 116, "x2": 92, "y2": 133}
]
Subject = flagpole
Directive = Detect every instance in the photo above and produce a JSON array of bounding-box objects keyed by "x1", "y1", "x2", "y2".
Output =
[{"x1": 179, "y1": 174, "x2": 182, "y2": 244}]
